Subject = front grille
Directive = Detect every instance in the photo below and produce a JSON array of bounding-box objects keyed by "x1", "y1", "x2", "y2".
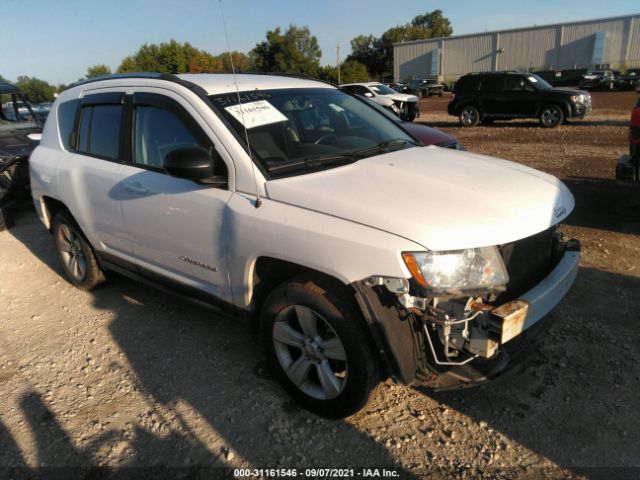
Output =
[{"x1": 497, "y1": 227, "x2": 557, "y2": 302}]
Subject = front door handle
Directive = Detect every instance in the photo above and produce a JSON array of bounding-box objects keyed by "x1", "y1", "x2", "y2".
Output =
[{"x1": 124, "y1": 181, "x2": 148, "y2": 194}]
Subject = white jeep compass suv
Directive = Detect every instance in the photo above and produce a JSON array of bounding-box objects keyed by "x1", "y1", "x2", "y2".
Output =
[{"x1": 30, "y1": 73, "x2": 580, "y2": 418}]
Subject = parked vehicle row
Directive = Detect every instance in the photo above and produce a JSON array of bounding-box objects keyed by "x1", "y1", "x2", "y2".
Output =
[
  {"x1": 339, "y1": 82, "x2": 420, "y2": 121},
  {"x1": 578, "y1": 68, "x2": 640, "y2": 91},
  {"x1": 30, "y1": 72, "x2": 579, "y2": 418}
]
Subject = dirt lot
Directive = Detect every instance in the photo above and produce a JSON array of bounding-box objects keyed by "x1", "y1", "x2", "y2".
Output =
[{"x1": 1, "y1": 91, "x2": 639, "y2": 479}]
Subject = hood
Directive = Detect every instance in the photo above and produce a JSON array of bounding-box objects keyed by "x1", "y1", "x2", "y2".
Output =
[
  {"x1": 386, "y1": 93, "x2": 419, "y2": 103},
  {"x1": 265, "y1": 147, "x2": 575, "y2": 251},
  {"x1": 546, "y1": 87, "x2": 588, "y2": 96}
]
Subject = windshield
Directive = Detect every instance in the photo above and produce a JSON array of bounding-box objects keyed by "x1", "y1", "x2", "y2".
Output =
[
  {"x1": 623, "y1": 69, "x2": 640, "y2": 76},
  {"x1": 369, "y1": 84, "x2": 397, "y2": 95},
  {"x1": 524, "y1": 73, "x2": 552, "y2": 90},
  {"x1": 209, "y1": 88, "x2": 417, "y2": 178}
]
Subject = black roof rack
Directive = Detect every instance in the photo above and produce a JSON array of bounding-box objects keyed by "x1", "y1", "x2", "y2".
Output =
[
  {"x1": 65, "y1": 72, "x2": 178, "y2": 90},
  {"x1": 63, "y1": 72, "x2": 214, "y2": 99}
]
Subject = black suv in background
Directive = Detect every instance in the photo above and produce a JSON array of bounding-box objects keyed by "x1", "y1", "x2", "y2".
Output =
[{"x1": 448, "y1": 72, "x2": 591, "y2": 128}]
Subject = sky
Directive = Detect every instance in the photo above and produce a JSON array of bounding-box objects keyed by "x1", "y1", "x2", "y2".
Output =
[{"x1": 3, "y1": 0, "x2": 639, "y2": 85}]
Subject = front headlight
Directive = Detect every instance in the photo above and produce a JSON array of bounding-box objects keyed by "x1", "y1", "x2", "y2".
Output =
[
  {"x1": 571, "y1": 94, "x2": 585, "y2": 103},
  {"x1": 402, "y1": 247, "x2": 509, "y2": 294}
]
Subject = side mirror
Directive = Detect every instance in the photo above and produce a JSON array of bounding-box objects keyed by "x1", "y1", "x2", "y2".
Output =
[
  {"x1": 163, "y1": 146, "x2": 227, "y2": 187},
  {"x1": 364, "y1": 92, "x2": 374, "y2": 98}
]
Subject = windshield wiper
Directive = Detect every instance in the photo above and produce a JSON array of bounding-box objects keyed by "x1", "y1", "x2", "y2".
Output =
[
  {"x1": 352, "y1": 138, "x2": 419, "y2": 156},
  {"x1": 267, "y1": 154, "x2": 361, "y2": 174},
  {"x1": 267, "y1": 139, "x2": 419, "y2": 175}
]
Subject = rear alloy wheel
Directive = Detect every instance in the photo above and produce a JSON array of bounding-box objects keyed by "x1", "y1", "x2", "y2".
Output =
[
  {"x1": 459, "y1": 105, "x2": 480, "y2": 127},
  {"x1": 261, "y1": 275, "x2": 380, "y2": 418},
  {"x1": 539, "y1": 105, "x2": 564, "y2": 128},
  {"x1": 53, "y1": 212, "x2": 105, "y2": 290}
]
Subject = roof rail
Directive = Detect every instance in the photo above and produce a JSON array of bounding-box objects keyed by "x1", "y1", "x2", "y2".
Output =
[
  {"x1": 242, "y1": 71, "x2": 337, "y2": 87},
  {"x1": 65, "y1": 72, "x2": 181, "y2": 91}
]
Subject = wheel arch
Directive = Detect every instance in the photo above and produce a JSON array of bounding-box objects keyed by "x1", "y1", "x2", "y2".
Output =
[
  {"x1": 40, "y1": 195, "x2": 70, "y2": 231},
  {"x1": 249, "y1": 256, "x2": 354, "y2": 316},
  {"x1": 458, "y1": 101, "x2": 483, "y2": 117},
  {"x1": 537, "y1": 101, "x2": 569, "y2": 118}
]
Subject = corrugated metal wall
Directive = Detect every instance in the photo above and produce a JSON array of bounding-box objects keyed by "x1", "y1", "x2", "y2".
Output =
[
  {"x1": 629, "y1": 16, "x2": 640, "y2": 64},
  {"x1": 499, "y1": 27, "x2": 557, "y2": 71},
  {"x1": 442, "y1": 34, "x2": 493, "y2": 78},
  {"x1": 394, "y1": 14, "x2": 640, "y2": 82}
]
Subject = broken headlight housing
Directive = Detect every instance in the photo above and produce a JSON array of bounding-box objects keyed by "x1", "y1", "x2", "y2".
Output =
[{"x1": 402, "y1": 247, "x2": 509, "y2": 294}]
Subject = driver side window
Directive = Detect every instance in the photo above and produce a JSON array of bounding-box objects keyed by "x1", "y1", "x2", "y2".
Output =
[{"x1": 133, "y1": 106, "x2": 202, "y2": 169}]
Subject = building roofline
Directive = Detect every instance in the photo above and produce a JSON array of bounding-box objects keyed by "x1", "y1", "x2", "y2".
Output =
[{"x1": 393, "y1": 12, "x2": 640, "y2": 47}]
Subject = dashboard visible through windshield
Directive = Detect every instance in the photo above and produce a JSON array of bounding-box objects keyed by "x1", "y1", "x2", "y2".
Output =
[{"x1": 209, "y1": 88, "x2": 418, "y2": 178}]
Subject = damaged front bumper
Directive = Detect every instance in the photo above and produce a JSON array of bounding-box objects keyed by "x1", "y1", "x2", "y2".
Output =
[{"x1": 352, "y1": 239, "x2": 580, "y2": 390}]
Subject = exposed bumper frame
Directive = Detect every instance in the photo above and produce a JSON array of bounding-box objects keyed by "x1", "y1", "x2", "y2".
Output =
[{"x1": 352, "y1": 240, "x2": 580, "y2": 390}]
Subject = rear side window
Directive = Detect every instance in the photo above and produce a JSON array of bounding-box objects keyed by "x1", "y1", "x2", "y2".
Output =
[
  {"x1": 452, "y1": 76, "x2": 476, "y2": 93},
  {"x1": 479, "y1": 76, "x2": 504, "y2": 92},
  {"x1": 76, "y1": 104, "x2": 122, "y2": 160},
  {"x1": 57, "y1": 99, "x2": 79, "y2": 150}
]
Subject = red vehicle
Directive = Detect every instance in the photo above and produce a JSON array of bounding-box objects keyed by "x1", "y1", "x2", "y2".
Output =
[
  {"x1": 615, "y1": 97, "x2": 640, "y2": 185},
  {"x1": 359, "y1": 94, "x2": 464, "y2": 150}
]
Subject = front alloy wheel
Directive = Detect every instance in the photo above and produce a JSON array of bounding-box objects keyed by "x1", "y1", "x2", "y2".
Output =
[
  {"x1": 261, "y1": 275, "x2": 380, "y2": 418},
  {"x1": 539, "y1": 105, "x2": 563, "y2": 128},
  {"x1": 273, "y1": 305, "x2": 347, "y2": 400}
]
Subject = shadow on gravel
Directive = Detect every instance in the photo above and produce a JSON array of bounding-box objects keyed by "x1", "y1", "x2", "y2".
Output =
[
  {"x1": 5, "y1": 209, "x2": 417, "y2": 478},
  {"x1": 563, "y1": 177, "x2": 640, "y2": 235},
  {"x1": 423, "y1": 266, "x2": 640, "y2": 479}
]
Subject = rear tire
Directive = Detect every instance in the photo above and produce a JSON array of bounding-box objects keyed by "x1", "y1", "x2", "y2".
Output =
[
  {"x1": 459, "y1": 105, "x2": 480, "y2": 127},
  {"x1": 260, "y1": 275, "x2": 380, "y2": 418},
  {"x1": 52, "y1": 211, "x2": 105, "y2": 290}
]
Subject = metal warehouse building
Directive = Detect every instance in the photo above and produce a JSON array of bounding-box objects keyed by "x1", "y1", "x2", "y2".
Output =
[{"x1": 393, "y1": 13, "x2": 640, "y2": 82}]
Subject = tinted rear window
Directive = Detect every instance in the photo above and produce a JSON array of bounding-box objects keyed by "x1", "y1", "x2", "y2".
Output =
[
  {"x1": 479, "y1": 76, "x2": 504, "y2": 92},
  {"x1": 57, "y1": 99, "x2": 79, "y2": 150},
  {"x1": 76, "y1": 104, "x2": 122, "y2": 160},
  {"x1": 452, "y1": 76, "x2": 477, "y2": 92}
]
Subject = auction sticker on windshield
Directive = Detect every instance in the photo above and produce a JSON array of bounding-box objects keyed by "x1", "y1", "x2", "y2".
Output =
[{"x1": 224, "y1": 100, "x2": 288, "y2": 129}]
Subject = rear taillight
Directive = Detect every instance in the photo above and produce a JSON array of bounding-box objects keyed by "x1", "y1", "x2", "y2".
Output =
[{"x1": 630, "y1": 107, "x2": 640, "y2": 144}]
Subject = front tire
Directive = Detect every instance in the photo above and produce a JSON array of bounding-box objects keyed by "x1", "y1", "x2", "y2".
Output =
[
  {"x1": 260, "y1": 275, "x2": 380, "y2": 418},
  {"x1": 459, "y1": 105, "x2": 480, "y2": 127},
  {"x1": 53, "y1": 212, "x2": 105, "y2": 290},
  {"x1": 539, "y1": 105, "x2": 564, "y2": 128}
]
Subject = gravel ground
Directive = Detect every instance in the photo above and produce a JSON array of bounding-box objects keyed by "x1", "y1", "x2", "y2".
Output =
[{"x1": 1, "y1": 91, "x2": 639, "y2": 479}]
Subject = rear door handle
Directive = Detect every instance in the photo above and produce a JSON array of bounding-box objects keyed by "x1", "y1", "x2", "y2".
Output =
[{"x1": 124, "y1": 181, "x2": 148, "y2": 194}]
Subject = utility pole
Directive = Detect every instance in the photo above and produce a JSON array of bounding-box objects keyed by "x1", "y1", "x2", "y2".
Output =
[{"x1": 336, "y1": 44, "x2": 341, "y2": 84}]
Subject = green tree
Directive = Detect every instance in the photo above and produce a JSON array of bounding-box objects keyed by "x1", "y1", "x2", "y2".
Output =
[
  {"x1": 116, "y1": 39, "x2": 222, "y2": 74},
  {"x1": 252, "y1": 25, "x2": 321, "y2": 75},
  {"x1": 15, "y1": 76, "x2": 55, "y2": 103},
  {"x1": 410, "y1": 10, "x2": 453, "y2": 38},
  {"x1": 346, "y1": 10, "x2": 453, "y2": 79},
  {"x1": 214, "y1": 51, "x2": 254, "y2": 72},
  {"x1": 85, "y1": 64, "x2": 112, "y2": 79},
  {"x1": 340, "y1": 60, "x2": 370, "y2": 83}
]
